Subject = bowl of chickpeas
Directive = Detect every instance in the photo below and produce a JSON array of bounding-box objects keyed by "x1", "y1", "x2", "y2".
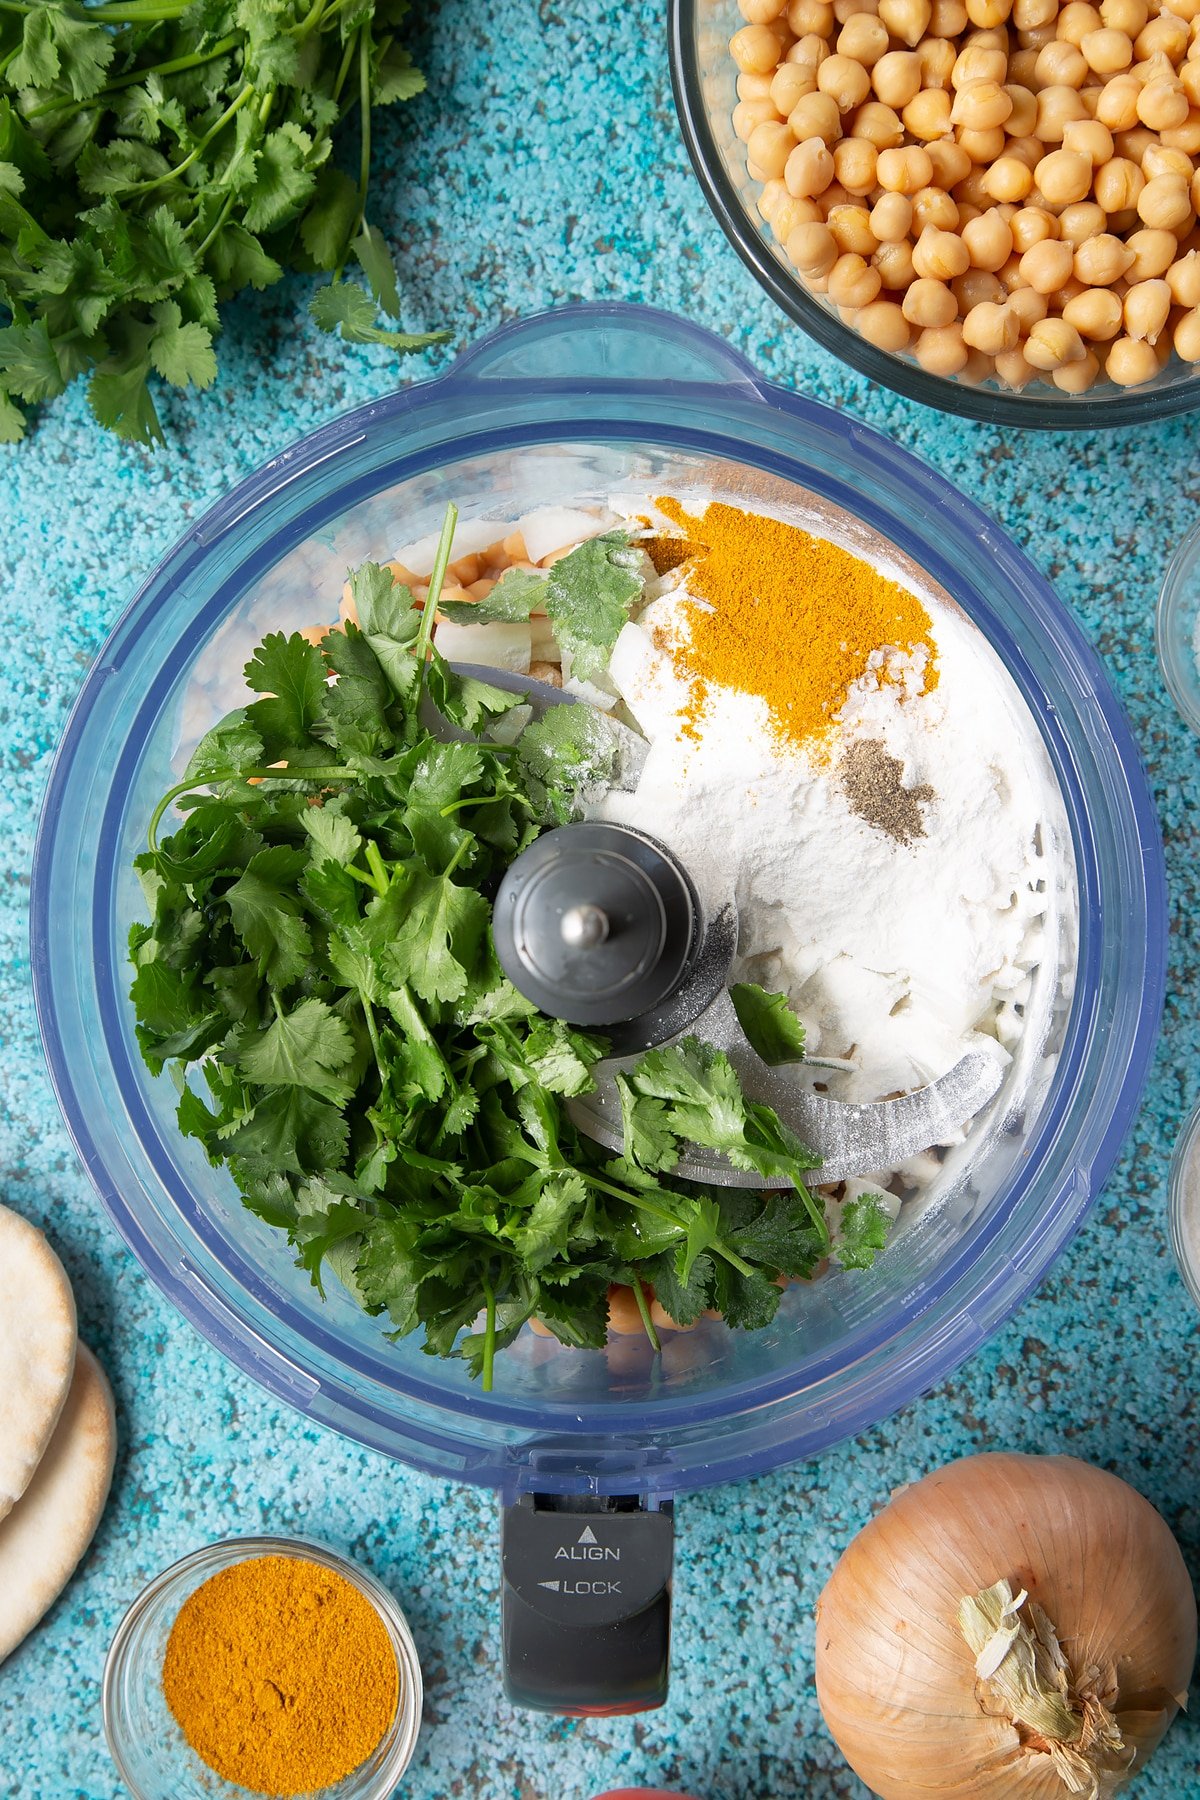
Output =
[{"x1": 669, "y1": 0, "x2": 1200, "y2": 420}]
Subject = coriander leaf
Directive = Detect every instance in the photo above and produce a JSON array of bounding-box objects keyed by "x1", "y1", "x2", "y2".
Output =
[
  {"x1": 301, "y1": 805, "x2": 362, "y2": 866},
  {"x1": 88, "y1": 352, "x2": 162, "y2": 446},
  {"x1": 243, "y1": 124, "x2": 316, "y2": 233},
  {"x1": 376, "y1": 868, "x2": 489, "y2": 1006},
  {"x1": 356, "y1": 1214, "x2": 423, "y2": 1334},
  {"x1": 439, "y1": 565, "x2": 548, "y2": 625},
  {"x1": 309, "y1": 278, "x2": 448, "y2": 351},
  {"x1": 730, "y1": 982, "x2": 807, "y2": 1066},
  {"x1": 0, "y1": 390, "x2": 25, "y2": 442},
  {"x1": 373, "y1": 40, "x2": 425, "y2": 105},
  {"x1": 224, "y1": 1084, "x2": 350, "y2": 1177},
  {"x1": 723, "y1": 1187, "x2": 825, "y2": 1279},
  {"x1": 522, "y1": 1020, "x2": 602, "y2": 1097},
  {"x1": 0, "y1": 320, "x2": 63, "y2": 402},
  {"x1": 46, "y1": 11, "x2": 115, "y2": 101},
  {"x1": 300, "y1": 165, "x2": 359, "y2": 270},
  {"x1": 509, "y1": 1173, "x2": 589, "y2": 1272},
  {"x1": 643, "y1": 1247, "x2": 714, "y2": 1328},
  {"x1": 9, "y1": 9, "x2": 57, "y2": 91},
  {"x1": 708, "y1": 1260, "x2": 783, "y2": 1332},
  {"x1": 208, "y1": 223, "x2": 283, "y2": 294},
  {"x1": 225, "y1": 845, "x2": 313, "y2": 987},
  {"x1": 515, "y1": 702, "x2": 616, "y2": 824},
  {"x1": 615, "y1": 1072, "x2": 679, "y2": 1173},
  {"x1": 237, "y1": 996, "x2": 355, "y2": 1100},
  {"x1": 149, "y1": 301, "x2": 217, "y2": 389},
  {"x1": 835, "y1": 1193, "x2": 891, "y2": 1270},
  {"x1": 425, "y1": 657, "x2": 527, "y2": 733},
  {"x1": 184, "y1": 710, "x2": 265, "y2": 783},
  {"x1": 243, "y1": 632, "x2": 328, "y2": 752},
  {"x1": 544, "y1": 531, "x2": 644, "y2": 683},
  {"x1": 352, "y1": 220, "x2": 400, "y2": 318},
  {"x1": 321, "y1": 623, "x2": 394, "y2": 754},
  {"x1": 292, "y1": 1183, "x2": 366, "y2": 1296}
]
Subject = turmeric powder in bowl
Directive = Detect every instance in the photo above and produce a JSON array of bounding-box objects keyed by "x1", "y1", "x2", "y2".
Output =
[{"x1": 162, "y1": 1553, "x2": 400, "y2": 1798}]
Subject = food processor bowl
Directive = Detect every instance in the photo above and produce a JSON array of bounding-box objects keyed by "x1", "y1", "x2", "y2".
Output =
[
  {"x1": 33, "y1": 304, "x2": 1163, "y2": 1504},
  {"x1": 668, "y1": 0, "x2": 1200, "y2": 428}
]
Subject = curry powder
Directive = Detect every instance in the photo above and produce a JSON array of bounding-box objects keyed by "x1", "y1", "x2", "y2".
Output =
[
  {"x1": 653, "y1": 497, "x2": 938, "y2": 748},
  {"x1": 162, "y1": 1554, "x2": 399, "y2": 1797}
]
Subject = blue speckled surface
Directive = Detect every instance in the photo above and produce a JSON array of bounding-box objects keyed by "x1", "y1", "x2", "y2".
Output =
[{"x1": 3, "y1": 4, "x2": 1200, "y2": 1797}]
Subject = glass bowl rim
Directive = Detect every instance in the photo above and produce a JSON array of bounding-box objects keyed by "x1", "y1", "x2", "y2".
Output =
[
  {"x1": 665, "y1": 0, "x2": 1200, "y2": 431},
  {"x1": 102, "y1": 1533, "x2": 424, "y2": 1800},
  {"x1": 1168, "y1": 1100, "x2": 1200, "y2": 1311},
  {"x1": 1155, "y1": 521, "x2": 1200, "y2": 735}
]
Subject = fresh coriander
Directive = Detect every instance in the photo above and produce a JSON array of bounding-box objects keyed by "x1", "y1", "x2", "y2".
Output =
[
  {"x1": 0, "y1": 0, "x2": 445, "y2": 444},
  {"x1": 130, "y1": 508, "x2": 890, "y2": 1387},
  {"x1": 729, "y1": 981, "x2": 807, "y2": 1066}
]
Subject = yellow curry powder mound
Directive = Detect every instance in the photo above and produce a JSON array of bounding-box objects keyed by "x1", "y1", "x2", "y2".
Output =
[
  {"x1": 653, "y1": 497, "x2": 938, "y2": 748},
  {"x1": 162, "y1": 1554, "x2": 399, "y2": 1797}
]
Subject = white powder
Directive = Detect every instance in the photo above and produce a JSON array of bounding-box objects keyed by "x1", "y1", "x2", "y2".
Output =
[{"x1": 595, "y1": 579, "x2": 1070, "y2": 1113}]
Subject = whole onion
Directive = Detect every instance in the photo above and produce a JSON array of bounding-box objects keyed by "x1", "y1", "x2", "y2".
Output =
[{"x1": 815, "y1": 1452, "x2": 1196, "y2": 1800}]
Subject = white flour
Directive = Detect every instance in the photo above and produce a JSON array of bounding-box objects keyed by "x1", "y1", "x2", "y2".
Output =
[{"x1": 596, "y1": 581, "x2": 1065, "y2": 1109}]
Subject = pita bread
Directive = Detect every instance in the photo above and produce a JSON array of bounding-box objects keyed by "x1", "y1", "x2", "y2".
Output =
[
  {"x1": 0, "y1": 1205, "x2": 77, "y2": 1520},
  {"x1": 0, "y1": 1342, "x2": 116, "y2": 1665}
]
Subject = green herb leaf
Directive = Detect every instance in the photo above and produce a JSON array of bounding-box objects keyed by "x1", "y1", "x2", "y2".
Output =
[{"x1": 729, "y1": 982, "x2": 807, "y2": 1065}]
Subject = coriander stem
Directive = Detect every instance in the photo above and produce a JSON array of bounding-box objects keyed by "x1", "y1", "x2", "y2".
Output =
[
  {"x1": 364, "y1": 840, "x2": 389, "y2": 892},
  {"x1": 129, "y1": 82, "x2": 255, "y2": 193},
  {"x1": 147, "y1": 765, "x2": 353, "y2": 852},
  {"x1": 577, "y1": 1173, "x2": 756, "y2": 1279},
  {"x1": 412, "y1": 502, "x2": 458, "y2": 715},
  {"x1": 480, "y1": 1272, "x2": 496, "y2": 1392},
  {"x1": 443, "y1": 837, "x2": 471, "y2": 877},
  {"x1": 631, "y1": 1279, "x2": 660, "y2": 1352},
  {"x1": 356, "y1": 23, "x2": 371, "y2": 231}
]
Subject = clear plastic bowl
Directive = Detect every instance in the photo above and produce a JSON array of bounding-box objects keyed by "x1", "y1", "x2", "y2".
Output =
[
  {"x1": 1156, "y1": 522, "x2": 1200, "y2": 735},
  {"x1": 668, "y1": 0, "x2": 1200, "y2": 428},
  {"x1": 32, "y1": 303, "x2": 1165, "y2": 1498},
  {"x1": 1168, "y1": 1099, "x2": 1200, "y2": 1311},
  {"x1": 103, "y1": 1537, "x2": 423, "y2": 1800}
]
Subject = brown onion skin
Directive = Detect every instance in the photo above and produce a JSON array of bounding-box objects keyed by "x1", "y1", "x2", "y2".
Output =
[{"x1": 814, "y1": 1452, "x2": 1197, "y2": 1800}]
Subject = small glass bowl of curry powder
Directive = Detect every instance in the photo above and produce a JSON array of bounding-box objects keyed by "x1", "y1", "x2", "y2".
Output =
[{"x1": 103, "y1": 1536, "x2": 422, "y2": 1800}]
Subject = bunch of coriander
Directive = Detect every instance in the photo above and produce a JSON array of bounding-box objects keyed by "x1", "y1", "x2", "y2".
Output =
[{"x1": 0, "y1": 0, "x2": 444, "y2": 444}]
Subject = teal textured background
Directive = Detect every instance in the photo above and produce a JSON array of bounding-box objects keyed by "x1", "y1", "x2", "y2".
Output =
[{"x1": 3, "y1": 3, "x2": 1200, "y2": 1797}]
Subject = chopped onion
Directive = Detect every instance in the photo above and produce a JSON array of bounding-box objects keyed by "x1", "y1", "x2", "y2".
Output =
[
  {"x1": 393, "y1": 516, "x2": 504, "y2": 578},
  {"x1": 518, "y1": 504, "x2": 616, "y2": 565},
  {"x1": 815, "y1": 1452, "x2": 1196, "y2": 1800},
  {"x1": 432, "y1": 618, "x2": 531, "y2": 675}
]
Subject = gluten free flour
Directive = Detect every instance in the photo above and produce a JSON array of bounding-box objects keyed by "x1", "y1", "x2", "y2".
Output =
[{"x1": 597, "y1": 513, "x2": 1071, "y2": 1130}]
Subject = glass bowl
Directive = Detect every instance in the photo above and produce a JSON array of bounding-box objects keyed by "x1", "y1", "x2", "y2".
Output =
[
  {"x1": 32, "y1": 303, "x2": 1165, "y2": 1498},
  {"x1": 1168, "y1": 1099, "x2": 1200, "y2": 1311},
  {"x1": 668, "y1": 0, "x2": 1200, "y2": 428},
  {"x1": 103, "y1": 1536, "x2": 423, "y2": 1800},
  {"x1": 1156, "y1": 522, "x2": 1200, "y2": 735}
]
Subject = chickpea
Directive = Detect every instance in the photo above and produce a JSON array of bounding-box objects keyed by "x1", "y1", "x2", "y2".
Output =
[
  {"x1": 928, "y1": 138, "x2": 975, "y2": 184},
  {"x1": 1135, "y1": 14, "x2": 1190, "y2": 60},
  {"x1": 965, "y1": 0, "x2": 1014, "y2": 26},
  {"x1": 734, "y1": 97, "x2": 779, "y2": 142},
  {"x1": 1092, "y1": 155, "x2": 1145, "y2": 210},
  {"x1": 1095, "y1": 72, "x2": 1141, "y2": 128},
  {"x1": 870, "y1": 190, "x2": 915, "y2": 237},
  {"x1": 785, "y1": 136, "x2": 836, "y2": 195},
  {"x1": 1081, "y1": 26, "x2": 1135, "y2": 74},
  {"x1": 1034, "y1": 147, "x2": 1093, "y2": 203},
  {"x1": 931, "y1": 0, "x2": 970, "y2": 29},
  {"x1": 960, "y1": 297, "x2": 1019, "y2": 348},
  {"x1": 788, "y1": 32, "x2": 830, "y2": 68},
  {"x1": 1122, "y1": 275, "x2": 1172, "y2": 336},
  {"x1": 818, "y1": 54, "x2": 873, "y2": 110},
  {"x1": 1194, "y1": 163, "x2": 1200, "y2": 214},
  {"x1": 771, "y1": 62, "x2": 817, "y2": 113},
  {"x1": 1167, "y1": 246, "x2": 1200, "y2": 302},
  {"x1": 953, "y1": 166, "x2": 995, "y2": 205},
  {"x1": 874, "y1": 237, "x2": 919, "y2": 283},
  {"x1": 872, "y1": 50, "x2": 924, "y2": 107},
  {"x1": 1105, "y1": 332, "x2": 1161, "y2": 380},
  {"x1": 1013, "y1": 0, "x2": 1057, "y2": 26},
  {"x1": 878, "y1": 0, "x2": 934, "y2": 42},
  {"x1": 1100, "y1": 0, "x2": 1147, "y2": 34},
  {"x1": 956, "y1": 345, "x2": 995, "y2": 382},
  {"x1": 1162, "y1": 111, "x2": 1200, "y2": 155},
  {"x1": 1073, "y1": 232, "x2": 1135, "y2": 282},
  {"x1": 1035, "y1": 39, "x2": 1089, "y2": 87},
  {"x1": 1011, "y1": 204, "x2": 1060, "y2": 248},
  {"x1": 789, "y1": 91, "x2": 844, "y2": 142},
  {"x1": 918, "y1": 37, "x2": 959, "y2": 89},
  {"x1": 1051, "y1": 348, "x2": 1102, "y2": 388},
  {"x1": 786, "y1": 0, "x2": 833, "y2": 27},
  {"x1": 1059, "y1": 2, "x2": 1104, "y2": 44},
  {"x1": 786, "y1": 218, "x2": 840, "y2": 272},
  {"x1": 856, "y1": 298, "x2": 914, "y2": 345},
  {"x1": 911, "y1": 189, "x2": 959, "y2": 233},
  {"x1": 991, "y1": 346, "x2": 1038, "y2": 386},
  {"x1": 916, "y1": 320, "x2": 971, "y2": 369},
  {"x1": 961, "y1": 207, "x2": 1016, "y2": 266},
  {"x1": 851, "y1": 100, "x2": 907, "y2": 145},
  {"x1": 1008, "y1": 46, "x2": 1041, "y2": 85},
  {"x1": 742, "y1": 0, "x2": 788, "y2": 18},
  {"x1": 828, "y1": 202, "x2": 880, "y2": 252},
  {"x1": 1061, "y1": 120, "x2": 1115, "y2": 168},
  {"x1": 828, "y1": 250, "x2": 885, "y2": 304},
  {"x1": 771, "y1": 193, "x2": 824, "y2": 239},
  {"x1": 953, "y1": 264, "x2": 1009, "y2": 302},
  {"x1": 1183, "y1": 64, "x2": 1200, "y2": 108},
  {"x1": 1036, "y1": 86, "x2": 1090, "y2": 142},
  {"x1": 836, "y1": 12, "x2": 889, "y2": 61},
  {"x1": 952, "y1": 43, "x2": 1007, "y2": 85},
  {"x1": 731, "y1": 24, "x2": 783, "y2": 73},
  {"x1": 877, "y1": 143, "x2": 936, "y2": 191},
  {"x1": 913, "y1": 223, "x2": 973, "y2": 275},
  {"x1": 818, "y1": 179, "x2": 852, "y2": 209},
  {"x1": 1006, "y1": 282, "x2": 1051, "y2": 323},
  {"x1": 1112, "y1": 125, "x2": 1157, "y2": 163},
  {"x1": 905, "y1": 87, "x2": 955, "y2": 135},
  {"x1": 976, "y1": 158, "x2": 1030, "y2": 205},
  {"x1": 1024, "y1": 315, "x2": 1088, "y2": 364},
  {"x1": 1124, "y1": 224, "x2": 1180, "y2": 275},
  {"x1": 1138, "y1": 77, "x2": 1191, "y2": 131},
  {"x1": 834, "y1": 136, "x2": 880, "y2": 192},
  {"x1": 1058, "y1": 200, "x2": 1108, "y2": 241},
  {"x1": 833, "y1": 0, "x2": 876, "y2": 18},
  {"x1": 1018, "y1": 236, "x2": 1075, "y2": 291},
  {"x1": 748, "y1": 120, "x2": 799, "y2": 178},
  {"x1": 1138, "y1": 171, "x2": 1193, "y2": 227},
  {"x1": 950, "y1": 80, "x2": 1014, "y2": 132},
  {"x1": 1174, "y1": 304, "x2": 1200, "y2": 356},
  {"x1": 1141, "y1": 143, "x2": 1195, "y2": 182},
  {"x1": 902, "y1": 274, "x2": 959, "y2": 322},
  {"x1": 738, "y1": 71, "x2": 776, "y2": 103},
  {"x1": 1062, "y1": 284, "x2": 1124, "y2": 333},
  {"x1": 957, "y1": 123, "x2": 1007, "y2": 159}
]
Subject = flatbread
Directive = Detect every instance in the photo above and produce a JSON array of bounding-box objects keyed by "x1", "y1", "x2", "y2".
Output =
[
  {"x1": 0, "y1": 1343, "x2": 115, "y2": 1665},
  {"x1": 0, "y1": 1205, "x2": 77, "y2": 1520}
]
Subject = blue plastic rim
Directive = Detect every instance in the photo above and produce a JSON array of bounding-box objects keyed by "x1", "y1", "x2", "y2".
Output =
[{"x1": 31, "y1": 303, "x2": 1167, "y2": 1496}]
